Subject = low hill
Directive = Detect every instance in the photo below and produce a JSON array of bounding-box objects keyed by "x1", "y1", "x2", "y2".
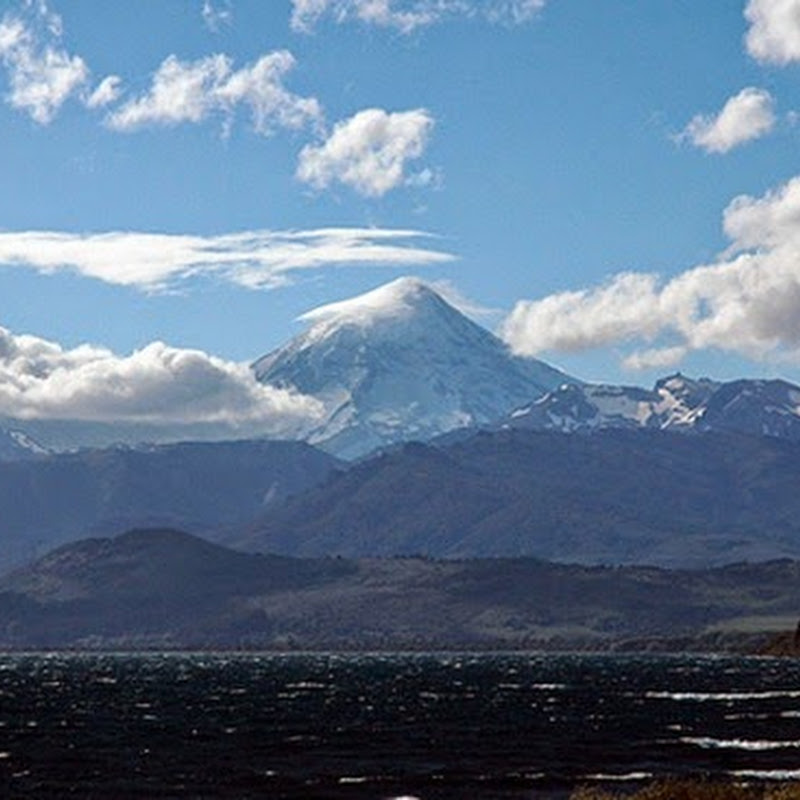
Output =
[{"x1": 2, "y1": 528, "x2": 800, "y2": 650}]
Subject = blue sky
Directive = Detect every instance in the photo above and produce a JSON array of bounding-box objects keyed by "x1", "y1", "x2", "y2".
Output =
[{"x1": 3, "y1": 0, "x2": 800, "y2": 433}]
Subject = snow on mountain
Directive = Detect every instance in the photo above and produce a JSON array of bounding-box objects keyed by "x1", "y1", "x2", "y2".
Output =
[
  {"x1": 253, "y1": 277, "x2": 578, "y2": 458},
  {"x1": 0, "y1": 428, "x2": 50, "y2": 461},
  {"x1": 504, "y1": 373, "x2": 800, "y2": 441},
  {"x1": 507, "y1": 382, "x2": 656, "y2": 431},
  {"x1": 694, "y1": 377, "x2": 800, "y2": 439}
]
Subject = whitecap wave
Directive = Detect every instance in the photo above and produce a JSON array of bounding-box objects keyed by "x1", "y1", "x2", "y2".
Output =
[
  {"x1": 682, "y1": 737, "x2": 800, "y2": 751},
  {"x1": 732, "y1": 769, "x2": 800, "y2": 780},
  {"x1": 583, "y1": 771, "x2": 653, "y2": 782},
  {"x1": 646, "y1": 690, "x2": 800, "y2": 701}
]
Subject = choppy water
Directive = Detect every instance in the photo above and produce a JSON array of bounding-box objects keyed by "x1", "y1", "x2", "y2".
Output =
[{"x1": 0, "y1": 652, "x2": 799, "y2": 798}]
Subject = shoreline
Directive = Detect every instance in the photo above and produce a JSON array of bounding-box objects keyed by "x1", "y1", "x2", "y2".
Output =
[{"x1": 0, "y1": 632, "x2": 788, "y2": 656}]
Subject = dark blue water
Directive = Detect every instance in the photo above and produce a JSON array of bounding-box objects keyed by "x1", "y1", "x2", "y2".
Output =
[{"x1": 0, "y1": 652, "x2": 799, "y2": 798}]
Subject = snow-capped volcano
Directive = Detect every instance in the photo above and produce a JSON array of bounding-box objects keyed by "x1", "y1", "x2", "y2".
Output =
[{"x1": 253, "y1": 277, "x2": 577, "y2": 458}]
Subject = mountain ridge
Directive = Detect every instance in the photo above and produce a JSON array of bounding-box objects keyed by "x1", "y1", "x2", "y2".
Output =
[
  {"x1": 501, "y1": 373, "x2": 800, "y2": 441},
  {"x1": 4, "y1": 278, "x2": 800, "y2": 461},
  {"x1": 0, "y1": 427, "x2": 50, "y2": 461},
  {"x1": 236, "y1": 427, "x2": 800, "y2": 568}
]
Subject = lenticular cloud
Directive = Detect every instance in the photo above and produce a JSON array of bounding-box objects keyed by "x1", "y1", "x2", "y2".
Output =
[{"x1": 0, "y1": 228, "x2": 455, "y2": 292}]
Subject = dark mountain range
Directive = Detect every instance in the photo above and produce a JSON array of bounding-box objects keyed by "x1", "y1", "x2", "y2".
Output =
[
  {"x1": 253, "y1": 277, "x2": 576, "y2": 458},
  {"x1": 0, "y1": 439, "x2": 339, "y2": 572},
  {"x1": 1, "y1": 527, "x2": 798, "y2": 650},
  {"x1": 237, "y1": 427, "x2": 800, "y2": 568}
]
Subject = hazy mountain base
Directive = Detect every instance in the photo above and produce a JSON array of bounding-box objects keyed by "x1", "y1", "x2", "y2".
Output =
[
  {"x1": 238, "y1": 429, "x2": 800, "y2": 568},
  {"x1": 0, "y1": 528, "x2": 798, "y2": 652},
  {"x1": 0, "y1": 439, "x2": 340, "y2": 572}
]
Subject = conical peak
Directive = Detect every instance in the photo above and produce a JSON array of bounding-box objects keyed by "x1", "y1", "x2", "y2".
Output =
[{"x1": 298, "y1": 277, "x2": 451, "y2": 331}]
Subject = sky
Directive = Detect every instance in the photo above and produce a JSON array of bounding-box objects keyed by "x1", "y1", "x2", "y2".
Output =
[{"x1": 3, "y1": 0, "x2": 800, "y2": 435}]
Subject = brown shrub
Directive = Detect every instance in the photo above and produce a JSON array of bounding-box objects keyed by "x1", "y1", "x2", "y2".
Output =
[{"x1": 570, "y1": 779, "x2": 800, "y2": 800}]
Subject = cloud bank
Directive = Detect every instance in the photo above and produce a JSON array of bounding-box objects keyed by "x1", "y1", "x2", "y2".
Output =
[
  {"x1": 297, "y1": 108, "x2": 435, "y2": 197},
  {"x1": 0, "y1": 327, "x2": 322, "y2": 434},
  {"x1": 502, "y1": 175, "x2": 800, "y2": 369},
  {"x1": 290, "y1": 0, "x2": 546, "y2": 33},
  {"x1": 0, "y1": 227, "x2": 455, "y2": 292},
  {"x1": 679, "y1": 87, "x2": 776, "y2": 153}
]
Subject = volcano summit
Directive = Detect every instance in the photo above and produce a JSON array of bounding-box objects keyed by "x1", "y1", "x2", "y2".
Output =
[{"x1": 253, "y1": 277, "x2": 576, "y2": 458}]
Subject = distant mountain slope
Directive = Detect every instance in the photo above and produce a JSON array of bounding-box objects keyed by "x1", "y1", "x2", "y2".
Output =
[
  {"x1": 239, "y1": 428, "x2": 800, "y2": 568},
  {"x1": 2, "y1": 528, "x2": 800, "y2": 650},
  {"x1": 253, "y1": 277, "x2": 577, "y2": 458},
  {"x1": 504, "y1": 374, "x2": 800, "y2": 440},
  {"x1": 0, "y1": 439, "x2": 340, "y2": 572},
  {"x1": 0, "y1": 427, "x2": 49, "y2": 460}
]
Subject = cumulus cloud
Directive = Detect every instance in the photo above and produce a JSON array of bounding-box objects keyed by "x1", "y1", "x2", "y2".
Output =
[
  {"x1": 0, "y1": 2, "x2": 89, "y2": 123},
  {"x1": 679, "y1": 87, "x2": 776, "y2": 154},
  {"x1": 0, "y1": 327, "x2": 322, "y2": 434},
  {"x1": 502, "y1": 273, "x2": 664, "y2": 356},
  {"x1": 745, "y1": 0, "x2": 800, "y2": 64},
  {"x1": 297, "y1": 108, "x2": 434, "y2": 197},
  {"x1": 0, "y1": 227, "x2": 455, "y2": 292},
  {"x1": 501, "y1": 174, "x2": 800, "y2": 368},
  {"x1": 290, "y1": 0, "x2": 545, "y2": 33},
  {"x1": 107, "y1": 50, "x2": 322, "y2": 135},
  {"x1": 0, "y1": 2, "x2": 316, "y2": 139}
]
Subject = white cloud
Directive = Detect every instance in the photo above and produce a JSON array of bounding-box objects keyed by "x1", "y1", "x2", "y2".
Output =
[
  {"x1": 108, "y1": 54, "x2": 228, "y2": 129},
  {"x1": 202, "y1": 0, "x2": 233, "y2": 32},
  {"x1": 106, "y1": 50, "x2": 322, "y2": 135},
  {"x1": 0, "y1": 227, "x2": 455, "y2": 292},
  {"x1": 0, "y1": 5, "x2": 89, "y2": 123},
  {"x1": 290, "y1": 0, "x2": 545, "y2": 33},
  {"x1": 745, "y1": 0, "x2": 800, "y2": 64},
  {"x1": 502, "y1": 273, "x2": 664, "y2": 355},
  {"x1": 501, "y1": 175, "x2": 800, "y2": 369},
  {"x1": 485, "y1": 0, "x2": 547, "y2": 24},
  {"x1": 621, "y1": 346, "x2": 688, "y2": 372},
  {"x1": 0, "y1": 327, "x2": 323, "y2": 433},
  {"x1": 679, "y1": 87, "x2": 776, "y2": 153},
  {"x1": 297, "y1": 108, "x2": 434, "y2": 197},
  {"x1": 84, "y1": 74, "x2": 122, "y2": 109}
]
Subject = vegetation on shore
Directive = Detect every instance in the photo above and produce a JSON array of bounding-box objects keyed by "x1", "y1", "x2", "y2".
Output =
[{"x1": 571, "y1": 779, "x2": 800, "y2": 799}]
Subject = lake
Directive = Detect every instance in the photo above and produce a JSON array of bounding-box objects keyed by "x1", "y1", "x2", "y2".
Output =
[{"x1": 0, "y1": 652, "x2": 799, "y2": 798}]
